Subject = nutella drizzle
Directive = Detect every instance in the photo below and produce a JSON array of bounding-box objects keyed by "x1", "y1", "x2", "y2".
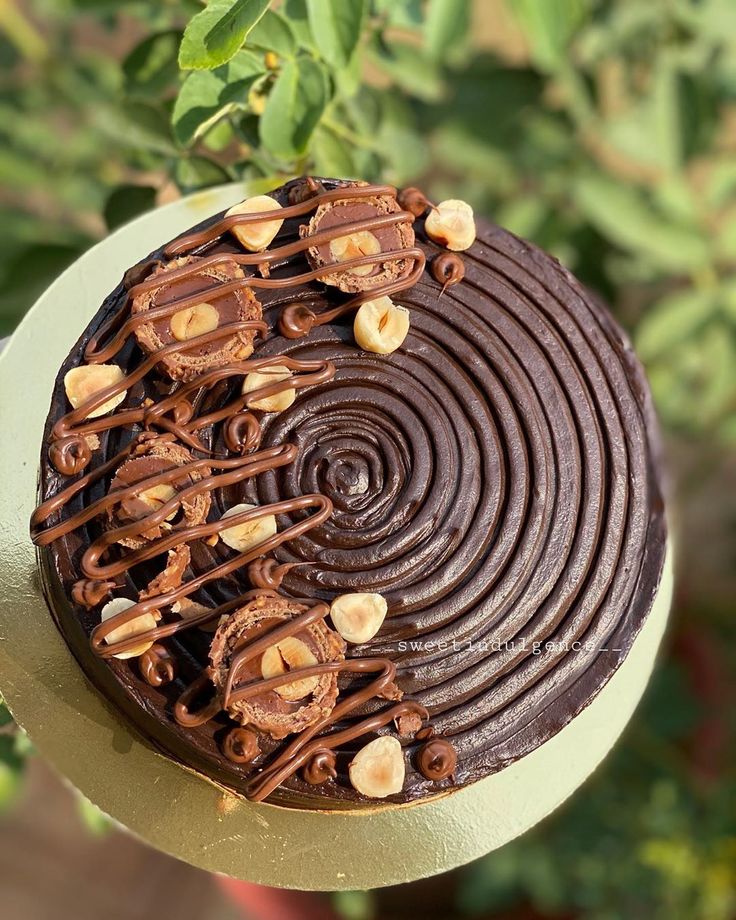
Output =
[{"x1": 32, "y1": 179, "x2": 454, "y2": 801}]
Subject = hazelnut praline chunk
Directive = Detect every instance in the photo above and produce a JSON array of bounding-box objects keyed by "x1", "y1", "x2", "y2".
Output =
[
  {"x1": 131, "y1": 256, "x2": 262, "y2": 381},
  {"x1": 209, "y1": 596, "x2": 346, "y2": 740},
  {"x1": 302, "y1": 184, "x2": 415, "y2": 293},
  {"x1": 106, "y1": 440, "x2": 210, "y2": 550}
]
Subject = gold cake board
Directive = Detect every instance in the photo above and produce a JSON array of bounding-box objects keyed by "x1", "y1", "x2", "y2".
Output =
[{"x1": 0, "y1": 185, "x2": 673, "y2": 890}]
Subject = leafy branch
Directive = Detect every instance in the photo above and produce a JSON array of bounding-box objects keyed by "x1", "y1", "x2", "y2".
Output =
[{"x1": 165, "y1": 0, "x2": 468, "y2": 184}]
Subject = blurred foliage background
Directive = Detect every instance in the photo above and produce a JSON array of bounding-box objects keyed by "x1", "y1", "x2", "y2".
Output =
[{"x1": 0, "y1": 1, "x2": 734, "y2": 918}]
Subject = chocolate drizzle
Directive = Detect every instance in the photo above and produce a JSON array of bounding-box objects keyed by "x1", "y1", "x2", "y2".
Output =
[
  {"x1": 139, "y1": 643, "x2": 176, "y2": 688},
  {"x1": 33, "y1": 176, "x2": 666, "y2": 808}
]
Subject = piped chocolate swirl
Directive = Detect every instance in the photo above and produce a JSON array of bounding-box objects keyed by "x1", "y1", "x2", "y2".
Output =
[{"x1": 33, "y1": 176, "x2": 666, "y2": 809}]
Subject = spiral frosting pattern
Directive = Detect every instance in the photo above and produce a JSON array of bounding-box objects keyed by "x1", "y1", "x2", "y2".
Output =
[
  {"x1": 37, "y1": 182, "x2": 666, "y2": 805},
  {"x1": 239, "y1": 219, "x2": 666, "y2": 786}
]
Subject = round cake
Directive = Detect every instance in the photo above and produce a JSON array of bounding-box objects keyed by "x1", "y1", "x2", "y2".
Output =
[{"x1": 30, "y1": 176, "x2": 667, "y2": 810}]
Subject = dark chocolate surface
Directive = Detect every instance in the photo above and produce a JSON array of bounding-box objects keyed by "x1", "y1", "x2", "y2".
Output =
[{"x1": 36, "y1": 177, "x2": 667, "y2": 808}]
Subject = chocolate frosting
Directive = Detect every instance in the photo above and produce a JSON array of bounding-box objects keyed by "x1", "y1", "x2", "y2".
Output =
[{"x1": 33, "y1": 176, "x2": 666, "y2": 809}]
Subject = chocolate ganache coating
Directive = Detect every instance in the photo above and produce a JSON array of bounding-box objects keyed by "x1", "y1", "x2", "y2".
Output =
[{"x1": 33, "y1": 177, "x2": 666, "y2": 809}]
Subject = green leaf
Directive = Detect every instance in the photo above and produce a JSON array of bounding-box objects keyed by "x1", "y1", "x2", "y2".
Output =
[
  {"x1": 0, "y1": 735, "x2": 24, "y2": 775},
  {"x1": 282, "y1": 0, "x2": 315, "y2": 49},
  {"x1": 378, "y1": 95, "x2": 428, "y2": 184},
  {"x1": 103, "y1": 185, "x2": 157, "y2": 231},
  {"x1": 602, "y1": 58, "x2": 685, "y2": 176},
  {"x1": 259, "y1": 57, "x2": 329, "y2": 158},
  {"x1": 339, "y1": 48, "x2": 362, "y2": 98},
  {"x1": 311, "y1": 126, "x2": 355, "y2": 177},
  {"x1": 95, "y1": 101, "x2": 178, "y2": 156},
  {"x1": 636, "y1": 289, "x2": 714, "y2": 361},
  {"x1": 123, "y1": 30, "x2": 181, "y2": 98},
  {"x1": 203, "y1": 118, "x2": 234, "y2": 152},
  {"x1": 573, "y1": 176, "x2": 710, "y2": 272},
  {"x1": 13, "y1": 731, "x2": 33, "y2": 758},
  {"x1": 306, "y1": 0, "x2": 365, "y2": 68},
  {"x1": 343, "y1": 86, "x2": 382, "y2": 135},
  {"x1": 506, "y1": 0, "x2": 588, "y2": 71},
  {"x1": 179, "y1": 0, "x2": 271, "y2": 70},
  {"x1": 649, "y1": 321, "x2": 736, "y2": 428},
  {"x1": 496, "y1": 196, "x2": 547, "y2": 238},
  {"x1": 172, "y1": 51, "x2": 265, "y2": 146},
  {"x1": 367, "y1": 38, "x2": 444, "y2": 101},
  {"x1": 373, "y1": 0, "x2": 423, "y2": 28},
  {"x1": 425, "y1": 0, "x2": 470, "y2": 61},
  {"x1": 0, "y1": 243, "x2": 88, "y2": 335},
  {"x1": 174, "y1": 156, "x2": 231, "y2": 192},
  {"x1": 716, "y1": 211, "x2": 736, "y2": 261},
  {"x1": 246, "y1": 9, "x2": 296, "y2": 57}
]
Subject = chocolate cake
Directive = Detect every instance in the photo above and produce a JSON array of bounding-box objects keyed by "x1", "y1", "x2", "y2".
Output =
[{"x1": 31, "y1": 177, "x2": 666, "y2": 809}]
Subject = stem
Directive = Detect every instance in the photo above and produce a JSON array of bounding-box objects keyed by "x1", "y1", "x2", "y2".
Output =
[{"x1": 0, "y1": 0, "x2": 47, "y2": 62}]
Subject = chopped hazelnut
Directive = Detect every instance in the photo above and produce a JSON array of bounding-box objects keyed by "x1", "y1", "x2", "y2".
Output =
[
  {"x1": 101, "y1": 597, "x2": 157, "y2": 660},
  {"x1": 226, "y1": 195, "x2": 284, "y2": 251},
  {"x1": 220, "y1": 503, "x2": 277, "y2": 553},
  {"x1": 170, "y1": 302, "x2": 219, "y2": 341},
  {"x1": 64, "y1": 364, "x2": 126, "y2": 418},
  {"x1": 242, "y1": 364, "x2": 296, "y2": 412},
  {"x1": 261, "y1": 636, "x2": 319, "y2": 701},
  {"x1": 329, "y1": 230, "x2": 381, "y2": 277}
]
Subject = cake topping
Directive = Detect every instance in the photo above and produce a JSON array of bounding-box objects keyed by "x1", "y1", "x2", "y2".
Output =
[
  {"x1": 101, "y1": 598, "x2": 157, "y2": 660},
  {"x1": 348, "y1": 736, "x2": 405, "y2": 799},
  {"x1": 209, "y1": 597, "x2": 345, "y2": 740},
  {"x1": 48, "y1": 434, "x2": 92, "y2": 476},
  {"x1": 224, "y1": 410, "x2": 261, "y2": 454},
  {"x1": 219, "y1": 503, "x2": 278, "y2": 553},
  {"x1": 430, "y1": 251, "x2": 466, "y2": 290},
  {"x1": 222, "y1": 727, "x2": 260, "y2": 764},
  {"x1": 416, "y1": 738, "x2": 457, "y2": 782},
  {"x1": 261, "y1": 636, "x2": 320, "y2": 701},
  {"x1": 301, "y1": 189, "x2": 415, "y2": 294},
  {"x1": 139, "y1": 643, "x2": 176, "y2": 688},
  {"x1": 302, "y1": 749, "x2": 337, "y2": 785},
  {"x1": 106, "y1": 440, "x2": 210, "y2": 550},
  {"x1": 396, "y1": 711, "x2": 424, "y2": 737},
  {"x1": 64, "y1": 364, "x2": 127, "y2": 418},
  {"x1": 424, "y1": 199, "x2": 476, "y2": 251},
  {"x1": 329, "y1": 230, "x2": 381, "y2": 277},
  {"x1": 397, "y1": 186, "x2": 431, "y2": 217},
  {"x1": 353, "y1": 296, "x2": 410, "y2": 355},
  {"x1": 169, "y1": 301, "x2": 220, "y2": 341},
  {"x1": 329, "y1": 592, "x2": 388, "y2": 644},
  {"x1": 140, "y1": 545, "x2": 191, "y2": 599},
  {"x1": 131, "y1": 256, "x2": 262, "y2": 381},
  {"x1": 242, "y1": 364, "x2": 296, "y2": 412},
  {"x1": 123, "y1": 257, "x2": 162, "y2": 291},
  {"x1": 225, "y1": 195, "x2": 284, "y2": 252},
  {"x1": 71, "y1": 578, "x2": 116, "y2": 609}
]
